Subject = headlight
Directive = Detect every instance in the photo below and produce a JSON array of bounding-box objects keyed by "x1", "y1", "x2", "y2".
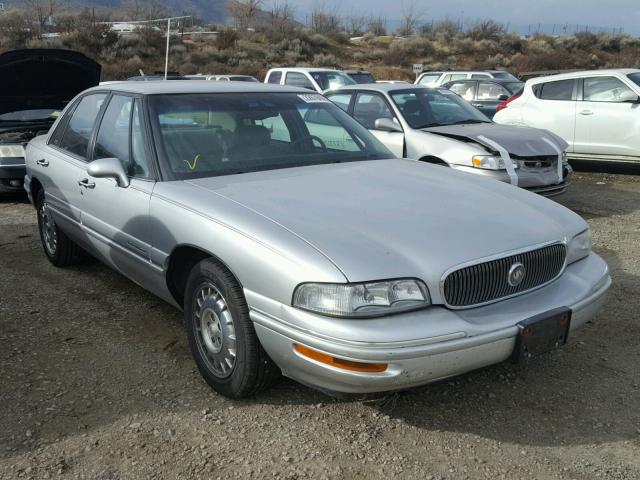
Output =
[
  {"x1": 292, "y1": 279, "x2": 431, "y2": 318},
  {"x1": 0, "y1": 145, "x2": 26, "y2": 158},
  {"x1": 566, "y1": 229, "x2": 592, "y2": 264},
  {"x1": 472, "y1": 155, "x2": 519, "y2": 170}
]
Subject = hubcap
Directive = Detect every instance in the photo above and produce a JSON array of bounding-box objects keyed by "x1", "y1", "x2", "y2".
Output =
[
  {"x1": 193, "y1": 283, "x2": 237, "y2": 378},
  {"x1": 39, "y1": 201, "x2": 57, "y2": 256}
]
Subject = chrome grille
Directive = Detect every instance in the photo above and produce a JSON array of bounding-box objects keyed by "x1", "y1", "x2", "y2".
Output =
[{"x1": 443, "y1": 244, "x2": 566, "y2": 308}]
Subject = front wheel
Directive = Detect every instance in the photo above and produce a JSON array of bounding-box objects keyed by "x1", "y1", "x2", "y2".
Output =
[{"x1": 184, "y1": 258, "x2": 280, "y2": 398}]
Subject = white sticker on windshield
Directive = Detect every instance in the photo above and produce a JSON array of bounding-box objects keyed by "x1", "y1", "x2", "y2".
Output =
[{"x1": 298, "y1": 94, "x2": 330, "y2": 103}]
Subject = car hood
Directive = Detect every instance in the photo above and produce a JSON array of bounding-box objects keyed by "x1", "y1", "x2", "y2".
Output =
[
  {"x1": 423, "y1": 123, "x2": 568, "y2": 156},
  {"x1": 0, "y1": 49, "x2": 101, "y2": 116},
  {"x1": 185, "y1": 159, "x2": 586, "y2": 299}
]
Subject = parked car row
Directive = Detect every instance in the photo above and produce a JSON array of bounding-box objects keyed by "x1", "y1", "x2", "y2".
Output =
[{"x1": 23, "y1": 81, "x2": 610, "y2": 399}]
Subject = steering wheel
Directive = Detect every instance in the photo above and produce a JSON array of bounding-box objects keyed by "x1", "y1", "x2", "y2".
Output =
[{"x1": 291, "y1": 135, "x2": 328, "y2": 152}]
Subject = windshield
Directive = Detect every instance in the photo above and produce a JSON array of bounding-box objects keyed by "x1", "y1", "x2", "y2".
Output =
[
  {"x1": 348, "y1": 72, "x2": 376, "y2": 84},
  {"x1": 628, "y1": 73, "x2": 640, "y2": 87},
  {"x1": 149, "y1": 92, "x2": 392, "y2": 180},
  {"x1": 0, "y1": 109, "x2": 59, "y2": 123},
  {"x1": 390, "y1": 89, "x2": 491, "y2": 129},
  {"x1": 491, "y1": 71, "x2": 519, "y2": 81},
  {"x1": 310, "y1": 71, "x2": 356, "y2": 90}
]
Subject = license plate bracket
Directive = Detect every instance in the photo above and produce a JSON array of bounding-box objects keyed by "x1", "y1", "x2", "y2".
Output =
[{"x1": 511, "y1": 307, "x2": 571, "y2": 362}]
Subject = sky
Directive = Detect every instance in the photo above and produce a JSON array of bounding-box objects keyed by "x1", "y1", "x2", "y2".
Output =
[{"x1": 271, "y1": 0, "x2": 640, "y2": 35}]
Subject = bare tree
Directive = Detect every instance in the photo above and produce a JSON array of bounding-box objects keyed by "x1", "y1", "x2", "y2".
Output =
[
  {"x1": 395, "y1": 2, "x2": 425, "y2": 37},
  {"x1": 269, "y1": 0, "x2": 296, "y2": 34},
  {"x1": 310, "y1": 8, "x2": 341, "y2": 35},
  {"x1": 347, "y1": 15, "x2": 367, "y2": 36},
  {"x1": 227, "y1": 0, "x2": 264, "y2": 30},
  {"x1": 22, "y1": 0, "x2": 60, "y2": 29},
  {"x1": 468, "y1": 20, "x2": 506, "y2": 41},
  {"x1": 367, "y1": 16, "x2": 387, "y2": 36},
  {"x1": 0, "y1": 11, "x2": 35, "y2": 48}
]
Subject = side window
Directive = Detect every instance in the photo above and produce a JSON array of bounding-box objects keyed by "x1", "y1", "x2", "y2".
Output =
[
  {"x1": 326, "y1": 93, "x2": 353, "y2": 112},
  {"x1": 477, "y1": 82, "x2": 510, "y2": 100},
  {"x1": 583, "y1": 76, "x2": 636, "y2": 102},
  {"x1": 94, "y1": 95, "x2": 132, "y2": 173},
  {"x1": 448, "y1": 81, "x2": 476, "y2": 101},
  {"x1": 258, "y1": 113, "x2": 291, "y2": 142},
  {"x1": 449, "y1": 74, "x2": 468, "y2": 81},
  {"x1": 131, "y1": 101, "x2": 150, "y2": 178},
  {"x1": 353, "y1": 93, "x2": 396, "y2": 129},
  {"x1": 417, "y1": 73, "x2": 442, "y2": 86},
  {"x1": 55, "y1": 93, "x2": 107, "y2": 159},
  {"x1": 471, "y1": 73, "x2": 491, "y2": 79},
  {"x1": 285, "y1": 72, "x2": 315, "y2": 90},
  {"x1": 267, "y1": 71, "x2": 282, "y2": 84},
  {"x1": 536, "y1": 79, "x2": 574, "y2": 100},
  {"x1": 440, "y1": 74, "x2": 452, "y2": 84}
]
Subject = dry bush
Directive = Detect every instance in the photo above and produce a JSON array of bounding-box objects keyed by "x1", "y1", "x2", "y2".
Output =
[
  {"x1": 467, "y1": 20, "x2": 506, "y2": 42},
  {"x1": 216, "y1": 28, "x2": 238, "y2": 50}
]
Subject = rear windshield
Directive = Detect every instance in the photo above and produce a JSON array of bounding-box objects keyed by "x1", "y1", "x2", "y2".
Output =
[
  {"x1": 491, "y1": 71, "x2": 519, "y2": 81},
  {"x1": 627, "y1": 73, "x2": 640, "y2": 87},
  {"x1": 348, "y1": 72, "x2": 376, "y2": 84},
  {"x1": 148, "y1": 92, "x2": 392, "y2": 180},
  {"x1": 310, "y1": 71, "x2": 356, "y2": 90}
]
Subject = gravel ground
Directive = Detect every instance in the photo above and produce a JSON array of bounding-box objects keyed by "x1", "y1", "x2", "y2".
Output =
[{"x1": 1, "y1": 171, "x2": 639, "y2": 480}]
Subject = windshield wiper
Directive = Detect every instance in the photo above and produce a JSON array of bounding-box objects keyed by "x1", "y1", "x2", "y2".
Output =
[{"x1": 445, "y1": 119, "x2": 491, "y2": 125}]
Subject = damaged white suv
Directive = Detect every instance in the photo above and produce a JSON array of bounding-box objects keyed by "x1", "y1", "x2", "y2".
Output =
[{"x1": 327, "y1": 84, "x2": 572, "y2": 197}]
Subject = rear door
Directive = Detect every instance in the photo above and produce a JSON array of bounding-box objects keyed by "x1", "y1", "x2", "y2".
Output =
[
  {"x1": 352, "y1": 92, "x2": 404, "y2": 157},
  {"x1": 526, "y1": 78, "x2": 577, "y2": 151},
  {"x1": 574, "y1": 76, "x2": 640, "y2": 157},
  {"x1": 80, "y1": 94, "x2": 156, "y2": 281},
  {"x1": 474, "y1": 81, "x2": 511, "y2": 118},
  {"x1": 43, "y1": 93, "x2": 107, "y2": 243}
]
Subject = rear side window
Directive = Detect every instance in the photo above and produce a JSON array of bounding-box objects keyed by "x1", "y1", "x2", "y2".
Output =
[
  {"x1": 285, "y1": 72, "x2": 315, "y2": 90},
  {"x1": 417, "y1": 73, "x2": 442, "y2": 86},
  {"x1": 266, "y1": 71, "x2": 282, "y2": 84},
  {"x1": 471, "y1": 73, "x2": 491, "y2": 79},
  {"x1": 534, "y1": 79, "x2": 574, "y2": 100},
  {"x1": 448, "y1": 81, "x2": 477, "y2": 101},
  {"x1": 477, "y1": 82, "x2": 510, "y2": 100},
  {"x1": 54, "y1": 93, "x2": 107, "y2": 159}
]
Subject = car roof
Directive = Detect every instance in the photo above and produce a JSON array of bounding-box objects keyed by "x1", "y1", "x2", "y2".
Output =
[
  {"x1": 268, "y1": 67, "x2": 342, "y2": 73},
  {"x1": 82, "y1": 80, "x2": 311, "y2": 95},
  {"x1": 330, "y1": 83, "x2": 431, "y2": 93},
  {"x1": 444, "y1": 77, "x2": 523, "y2": 85},
  {"x1": 527, "y1": 68, "x2": 640, "y2": 84}
]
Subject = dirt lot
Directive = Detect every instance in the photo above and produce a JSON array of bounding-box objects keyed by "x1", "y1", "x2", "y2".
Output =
[{"x1": 1, "y1": 171, "x2": 639, "y2": 480}]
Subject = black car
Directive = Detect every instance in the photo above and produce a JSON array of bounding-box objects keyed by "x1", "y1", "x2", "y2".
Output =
[
  {"x1": 344, "y1": 69, "x2": 376, "y2": 84},
  {"x1": 0, "y1": 49, "x2": 101, "y2": 193},
  {"x1": 442, "y1": 78, "x2": 524, "y2": 119}
]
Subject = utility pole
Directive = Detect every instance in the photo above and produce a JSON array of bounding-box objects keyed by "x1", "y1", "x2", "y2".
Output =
[{"x1": 165, "y1": 18, "x2": 170, "y2": 80}]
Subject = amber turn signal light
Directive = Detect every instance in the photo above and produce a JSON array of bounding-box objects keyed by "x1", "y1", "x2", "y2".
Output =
[{"x1": 294, "y1": 344, "x2": 387, "y2": 373}]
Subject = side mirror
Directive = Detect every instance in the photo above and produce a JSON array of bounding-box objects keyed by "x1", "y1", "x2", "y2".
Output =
[
  {"x1": 374, "y1": 117, "x2": 403, "y2": 133},
  {"x1": 498, "y1": 94, "x2": 510, "y2": 101},
  {"x1": 87, "y1": 157, "x2": 130, "y2": 188},
  {"x1": 619, "y1": 90, "x2": 640, "y2": 103}
]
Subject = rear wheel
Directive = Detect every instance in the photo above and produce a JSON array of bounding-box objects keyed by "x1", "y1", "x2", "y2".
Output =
[
  {"x1": 184, "y1": 258, "x2": 280, "y2": 398},
  {"x1": 36, "y1": 189, "x2": 83, "y2": 267}
]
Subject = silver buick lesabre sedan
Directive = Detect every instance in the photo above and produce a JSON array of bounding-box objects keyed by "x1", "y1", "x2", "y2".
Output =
[
  {"x1": 326, "y1": 84, "x2": 573, "y2": 197},
  {"x1": 24, "y1": 82, "x2": 610, "y2": 398}
]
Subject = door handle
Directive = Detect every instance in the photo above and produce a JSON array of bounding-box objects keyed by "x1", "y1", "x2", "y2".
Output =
[
  {"x1": 35, "y1": 158, "x2": 49, "y2": 167},
  {"x1": 77, "y1": 178, "x2": 96, "y2": 189},
  {"x1": 579, "y1": 110, "x2": 594, "y2": 115}
]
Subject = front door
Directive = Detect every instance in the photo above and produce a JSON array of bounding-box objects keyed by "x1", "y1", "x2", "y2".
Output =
[
  {"x1": 353, "y1": 92, "x2": 404, "y2": 157},
  {"x1": 574, "y1": 76, "x2": 640, "y2": 157},
  {"x1": 80, "y1": 95, "x2": 156, "y2": 284}
]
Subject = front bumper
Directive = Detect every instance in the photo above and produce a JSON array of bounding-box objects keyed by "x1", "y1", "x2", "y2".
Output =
[
  {"x1": 248, "y1": 253, "x2": 610, "y2": 394},
  {"x1": 0, "y1": 157, "x2": 26, "y2": 192},
  {"x1": 451, "y1": 163, "x2": 573, "y2": 197}
]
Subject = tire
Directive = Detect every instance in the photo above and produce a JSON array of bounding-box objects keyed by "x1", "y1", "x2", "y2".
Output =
[
  {"x1": 184, "y1": 258, "x2": 280, "y2": 398},
  {"x1": 36, "y1": 188, "x2": 83, "y2": 267}
]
